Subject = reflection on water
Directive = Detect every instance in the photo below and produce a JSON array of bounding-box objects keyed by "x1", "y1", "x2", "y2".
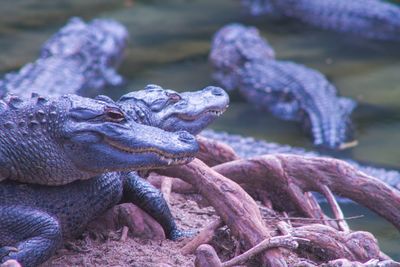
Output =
[{"x1": 0, "y1": 0, "x2": 399, "y2": 260}]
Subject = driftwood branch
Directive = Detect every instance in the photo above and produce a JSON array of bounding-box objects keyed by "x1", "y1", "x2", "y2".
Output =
[
  {"x1": 320, "y1": 185, "x2": 349, "y2": 232},
  {"x1": 221, "y1": 234, "x2": 300, "y2": 267},
  {"x1": 194, "y1": 233, "x2": 300, "y2": 267},
  {"x1": 196, "y1": 136, "x2": 239, "y2": 166},
  {"x1": 212, "y1": 154, "x2": 400, "y2": 230},
  {"x1": 160, "y1": 177, "x2": 172, "y2": 204},
  {"x1": 148, "y1": 173, "x2": 196, "y2": 194},
  {"x1": 181, "y1": 218, "x2": 224, "y2": 255}
]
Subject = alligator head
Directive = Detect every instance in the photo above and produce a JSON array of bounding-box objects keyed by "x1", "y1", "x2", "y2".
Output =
[
  {"x1": 117, "y1": 84, "x2": 229, "y2": 135},
  {"x1": 0, "y1": 94, "x2": 198, "y2": 185},
  {"x1": 41, "y1": 17, "x2": 128, "y2": 89},
  {"x1": 209, "y1": 23, "x2": 275, "y2": 91}
]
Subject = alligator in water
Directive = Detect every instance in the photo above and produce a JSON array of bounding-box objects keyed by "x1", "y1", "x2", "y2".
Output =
[
  {"x1": 0, "y1": 17, "x2": 127, "y2": 99},
  {"x1": 0, "y1": 86, "x2": 229, "y2": 267},
  {"x1": 242, "y1": 0, "x2": 400, "y2": 41},
  {"x1": 210, "y1": 23, "x2": 357, "y2": 149}
]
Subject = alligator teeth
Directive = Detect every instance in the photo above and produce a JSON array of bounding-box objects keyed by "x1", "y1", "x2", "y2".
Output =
[
  {"x1": 107, "y1": 138, "x2": 194, "y2": 162},
  {"x1": 207, "y1": 110, "x2": 224, "y2": 116},
  {"x1": 159, "y1": 155, "x2": 193, "y2": 165}
]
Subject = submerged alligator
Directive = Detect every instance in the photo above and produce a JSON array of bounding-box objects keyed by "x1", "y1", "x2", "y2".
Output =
[
  {"x1": 210, "y1": 23, "x2": 357, "y2": 149},
  {"x1": 0, "y1": 85, "x2": 229, "y2": 267},
  {"x1": 0, "y1": 17, "x2": 127, "y2": 99},
  {"x1": 242, "y1": 0, "x2": 400, "y2": 41}
]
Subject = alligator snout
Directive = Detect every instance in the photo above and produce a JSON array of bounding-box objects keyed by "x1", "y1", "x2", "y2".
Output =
[{"x1": 176, "y1": 131, "x2": 196, "y2": 143}]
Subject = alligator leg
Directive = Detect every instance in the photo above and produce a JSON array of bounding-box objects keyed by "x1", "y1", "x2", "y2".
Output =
[
  {"x1": 0, "y1": 205, "x2": 62, "y2": 267},
  {"x1": 122, "y1": 172, "x2": 195, "y2": 240}
]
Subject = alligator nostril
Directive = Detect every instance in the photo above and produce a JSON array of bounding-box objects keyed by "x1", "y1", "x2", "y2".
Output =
[
  {"x1": 177, "y1": 131, "x2": 195, "y2": 143},
  {"x1": 144, "y1": 84, "x2": 162, "y2": 90},
  {"x1": 206, "y1": 86, "x2": 225, "y2": 96}
]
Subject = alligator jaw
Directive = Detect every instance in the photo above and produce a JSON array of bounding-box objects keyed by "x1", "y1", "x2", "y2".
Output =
[
  {"x1": 104, "y1": 137, "x2": 195, "y2": 165},
  {"x1": 177, "y1": 106, "x2": 228, "y2": 121}
]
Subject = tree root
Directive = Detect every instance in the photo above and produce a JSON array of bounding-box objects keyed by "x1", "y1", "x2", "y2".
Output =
[
  {"x1": 155, "y1": 151, "x2": 400, "y2": 266},
  {"x1": 160, "y1": 177, "x2": 172, "y2": 205},
  {"x1": 157, "y1": 159, "x2": 287, "y2": 266},
  {"x1": 286, "y1": 224, "x2": 381, "y2": 262},
  {"x1": 196, "y1": 136, "x2": 239, "y2": 166},
  {"x1": 212, "y1": 154, "x2": 400, "y2": 230},
  {"x1": 181, "y1": 218, "x2": 224, "y2": 255}
]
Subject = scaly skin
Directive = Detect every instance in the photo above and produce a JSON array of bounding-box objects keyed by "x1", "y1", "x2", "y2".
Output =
[
  {"x1": 0, "y1": 17, "x2": 127, "y2": 99},
  {"x1": 118, "y1": 84, "x2": 229, "y2": 135},
  {"x1": 0, "y1": 93, "x2": 198, "y2": 185},
  {"x1": 0, "y1": 86, "x2": 229, "y2": 267},
  {"x1": 210, "y1": 23, "x2": 356, "y2": 149},
  {"x1": 242, "y1": 0, "x2": 400, "y2": 41}
]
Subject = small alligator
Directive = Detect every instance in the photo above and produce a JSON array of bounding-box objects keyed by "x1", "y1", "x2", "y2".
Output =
[
  {"x1": 118, "y1": 84, "x2": 229, "y2": 135},
  {"x1": 242, "y1": 0, "x2": 400, "y2": 41},
  {"x1": 0, "y1": 17, "x2": 127, "y2": 99},
  {"x1": 210, "y1": 23, "x2": 356, "y2": 149},
  {"x1": 0, "y1": 86, "x2": 229, "y2": 267}
]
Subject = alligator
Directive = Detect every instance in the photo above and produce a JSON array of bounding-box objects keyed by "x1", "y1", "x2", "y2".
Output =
[
  {"x1": 117, "y1": 84, "x2": 229, "y2": 135},
  {"x1": 0, "y1": 93, "x2": 198, "y2": 186},
  {"x1": 209, "y1": 23, "x2": 357, "y2": 149},
  {"x1": 0, "y1": 17, "x2": 127, "y2": 99},
  {"x1": 241, "y1": 0, "x2": 400, "y2": 41},
  {"x1": 0, "y1": 86, "x2": 229, "y2": 267}
]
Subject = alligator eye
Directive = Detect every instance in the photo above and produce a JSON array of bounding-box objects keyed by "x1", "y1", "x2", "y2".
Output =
[
  {"x1": 104, "y1": 107, "x2": 125, "y2": 122},
  {"x1": 167, "y1": 93, "x2": 182, "y2": 103}
]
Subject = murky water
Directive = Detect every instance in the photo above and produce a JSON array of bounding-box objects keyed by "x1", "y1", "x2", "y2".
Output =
[{"x1": 0, "y1": 0, "x2": 399, "y2": 260}]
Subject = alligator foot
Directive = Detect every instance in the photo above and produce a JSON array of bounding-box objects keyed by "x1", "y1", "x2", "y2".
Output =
[
  {"x1": 0, "y1": 206, "x2": 62, "y2": 267},
  {"x1": 123, "y1": 172, "x2": 190, "y2": 241}
]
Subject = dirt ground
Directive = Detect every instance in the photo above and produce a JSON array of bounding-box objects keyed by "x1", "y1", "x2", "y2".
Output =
[{"x1": 41, "y1": 193, "x2": 239, "y2": 267}]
